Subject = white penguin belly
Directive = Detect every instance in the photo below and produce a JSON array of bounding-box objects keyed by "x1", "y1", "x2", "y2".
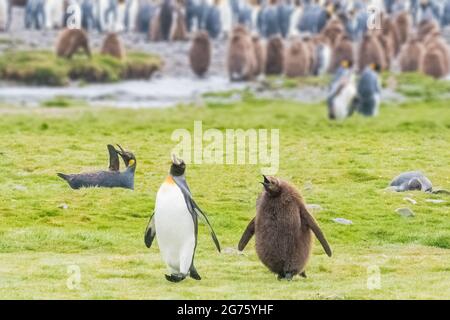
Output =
[
  {"x1": 333, "y1": 83, "x2": 356, "y2": 120},
  {"x1": 155, "y1": 182, "x2": 196, "y2": 274}
]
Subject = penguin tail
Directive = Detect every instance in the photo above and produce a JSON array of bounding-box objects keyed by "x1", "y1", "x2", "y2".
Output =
[{"x1": 57, "y1": 173, "x2": 70, "y2": 181}]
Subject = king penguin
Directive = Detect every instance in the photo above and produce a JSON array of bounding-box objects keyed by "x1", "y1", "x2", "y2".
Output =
[{"x1": 144, "y1": 155, "x2": 221, "y2": 283}]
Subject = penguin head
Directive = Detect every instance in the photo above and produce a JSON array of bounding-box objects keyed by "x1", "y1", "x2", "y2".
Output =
[
  {"x1": 261, "y1": 175, "x2": 282, "y2": 197},
  {"x1": 170, "y1": 154, "x2": 186, "y2": 176},
  {"x1": 116, "y1": 144, "x2": 136, "y2": 169}
]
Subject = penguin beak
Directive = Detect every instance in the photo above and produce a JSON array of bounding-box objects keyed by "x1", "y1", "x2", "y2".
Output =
[
  {"x1": 116, "y1": 144, "x2": 125, "y2": 156},
  {"x1": 172, "y1": 154, "x2": 181, "y2": 165},
  {"x1": 261, "y1": 175, "x2": 270, "y2": 190}
]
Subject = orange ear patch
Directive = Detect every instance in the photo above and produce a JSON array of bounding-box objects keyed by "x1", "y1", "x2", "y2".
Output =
[{"x1": 164, "y1": 176, "x2": 175, "y2": 185}]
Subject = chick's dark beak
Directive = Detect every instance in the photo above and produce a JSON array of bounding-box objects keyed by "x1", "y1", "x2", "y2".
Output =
[{"x1": 261, "y1": 175, "x2": 270, "y2": 190}]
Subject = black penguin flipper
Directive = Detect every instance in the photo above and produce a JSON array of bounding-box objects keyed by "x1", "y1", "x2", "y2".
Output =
[
  {"x1": 107, "y1": 144, "x2": 120, "y2": 171},
  {"x1": 238, "y1": 217, "x2": 255, "y2": 251},
  {"x1": 144, "y1": 212, "x2": 156, "y2": 248},
  {"x1": 172, "y1": 175, "x2": 220, "y2": 252},
  {"x1": 300, "y1": 203, "x2": 332, "y2": 257},
  {"x1": 192, "y1": 200, "x2": 221, "y2": 253}
]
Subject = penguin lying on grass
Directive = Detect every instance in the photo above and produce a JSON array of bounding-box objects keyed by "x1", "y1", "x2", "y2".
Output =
[
  {"x1": 57, "y1": 144, "x2": 136, "y2": 190},
  {"x1": 144, "y1": 155, "x2": 221, "y2": 283},
  {"x1": 389, "y1": 171, "x2": 449, "y2": 194}
]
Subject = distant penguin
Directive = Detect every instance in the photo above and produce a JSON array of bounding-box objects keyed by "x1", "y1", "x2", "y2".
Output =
[
  {"x1": 25, "y1": 0, "x2": 46, "y2": 30},
  {"x1": 357, "y1": 64, "x2": 381, "y2": 117},
  {"x1": 277, "y1": 0, "x2": 293, "y2": 38},
  {"x1": 358, "y1": 33, "x2": 386, "y2": 72},
  {"x1": 144, "y1": 155, "x2": 221, "y2": 282},
  {"x1": 189, "y1": 31, "x2": 211, "y2": 77},
  {"x1": 252, "y1": 35, "x2": 265, "y2": 77},
  {"x1": 330, "y1": 34, "x2": 354, "y2": 73},
  {"x1": 80, "y1": 0, "x2": 97, "y2": 31},
  {"x1": 377, "y1": 33, "x2": 395, "y2": 70},
  {"x1": 0, "y1": 0, "x2": 11, "y2": 31},
  {"x1": 58, "y1": 144, "x2": 136, "y2": 190},
  {"x1": 160, "y1": 0, "x2": 174, "y2": 41},
  {"x1": 417, "y1": 18, "x2": 439, "y2": 41},
  {"x1": 389, "y1": 171, "x2": 433, "y2": 192},
  {"x1": 321, "y1": 17, "x2": 345, "y2": 48},
  {"x1": 265, "y1": 35, "x2": 284, "y2": 75},
  {"x1": 288, "y1": 0, "x2": 302, "y2": 37},
  {"x1": 124, "y1": 0, "x2": 139, "y2": 32},
  {"x1": 312, "y1": 35, "x2": 331, "y2": 76},
  {"x1": 101, "y1": 32, "x2": 127, "y2": 60},
  {"x1": 381, "y1": 15, "x2": 400, "y2": 55},
  {"x1": 327, "y1": 61, "x2": 357, "y2": 120},
  {"x1": 423, "y1": 49, "x2": 447, "y2": 79},
  {"x1": 170, "y1": 1, "x2": 188, "y2": 41},
  {"x1": 203, "y1": 0, "x2": 222, "y2": 39},
  {"x1": 399, "y1": 37, "x2": 425, "y2": 72},
  {"x1": 238, "y1": 176, "x2": 332, "y2": 280},
  {"x1": 302, "y1": 36, "x2": 316, "y2": 75},
  {"x1": 149, "y1": 6, "x2": 161, "y2": 41},
  {"x1": 260, "y1": 0, "x2": 281, "y2": 38},
  {"x1": 56, "y1": 28, "x2": 91, "y2": 59},
  {"x1": 394, "y1": 11, "x2": 411, "y2": 45},
  {"x1": 424, "y1": 33, "x2": 450, "y2": 76},
  {"x1": 137, "y1": 0, "x2": 154, "y2": 32},
  {"x1": 227, "y1": 25, "x2": 257, "y2": 81},
  {"x1": 284, "y1": 37, "x2": 311, "y2": 77}
]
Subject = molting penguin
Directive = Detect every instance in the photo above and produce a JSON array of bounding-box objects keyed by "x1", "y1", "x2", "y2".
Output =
[
  {"x1": 238, "y1": 176, "x2": 332, "y2": 280},
  {"x1": 265, "y1": 35, "x2": 284, "y2": 75},
  {"x1": 394, "y1": 11, "x2": 412, "y2": 45},
  {"x1": 101, "y1": 32, "x2": 127, "y2": 60},
  {"x1": 144, "y1": 155, "x2": 221, "y2": 282},
  {"x1": 170, "y1": 0, "x2": 188, "y2": 41},
  {"x1": 327, "y1": 60, "x2": 357, "y2": 120},
  {"x1": 189, "y1": 31, "x2": 212, "y2": 77},
  {"x1": 356, "y1": 63, "x2": 381, "y2": 117},
  {"x1": 57, "y1": 144, "x2": 136, "y2": 190},
  {"x1": 56, "y1": 28, "x2": 91, "y2": 59}
]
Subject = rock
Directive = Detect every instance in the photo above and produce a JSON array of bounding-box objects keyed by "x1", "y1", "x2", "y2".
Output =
[
  {"x1": 222, "y1": 247, "x2": 244, "y2": 255},
  {"x1": 332, "y1": 218, "x2": 353, "y2": 225},
  {"x1": 395, "y1": 207, "x2": 415, "y2": 217},
  {"x1": 58, "y1": 203, "x2": 69, "y2": 210},
  {"x1": 403, "y1": 197, "x2": 417, "y2": 205},
  {"x1": 13, "y1": 185, "x2": 27, "y2": 191},
  {"x1": 307, "y1": 204, "x2": 323, "y2": 212},
  {"x1": 425, "y1": 199, "x2": 446, "y2": 204}
]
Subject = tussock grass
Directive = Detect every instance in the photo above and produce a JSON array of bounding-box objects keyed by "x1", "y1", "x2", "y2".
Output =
[
  {"x1": 0, "y1": 95, "x2": 449, "y2": 299},
  {"x1": 0, "y1": 50, "x2": 162, "y2": 86}
]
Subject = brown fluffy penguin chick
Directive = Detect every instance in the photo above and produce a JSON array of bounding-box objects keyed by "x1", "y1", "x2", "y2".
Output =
[
  {"x1": 101, "y1": 33, "x2": 126, "y2": 60},
  {"x1": 377, "y1": 33, "x2": 394, "y2": 69},
  {"x1": 265, "y1": 35, "x2": 284, "y2": 75},
  {"x1": 399, "y1": 37, "x2": 425, "y2": 72},
  {"x1": 284, "y1": 37, "x2": 311, "y2": 77},
  {"x1": 381, "y1": 15, "x2": 400, "y2": 55},
  {"x1": 238, "y1": 176, "x2": 332, "y2": 280},
  {"x1": 423, "y1": 49, "x2": 447, "y2": 79},
  {"x1": 227, "y1": 25, "x2": 256, "y2": 81},
  {"x1": 417, "y1": 19, "x2": 439, "y2": 41},
  {"x1": 56, "y1": 28, "x2": 91, "y2": 59},
  {"x1": 252, "y1": 36, "x2": 265, "y2": 77},
  {"x1": 425, "y1": 33, "x2": 450, "y2": 75},
  {"x1": 330, "y1": 34, "x2": 354, "y2": 73},
  {"x1": 189, "y1": 31, "x2": 211, "y2": 77},
  {"x1": 321, "y1": 18, "x2": 345, "y2": 48},
  {"x1": 358, "y1": 33, "x2": 386, "y2": 72},
  {"x1": 394, "y1": 11, "x2": 412, "y2": 45}
]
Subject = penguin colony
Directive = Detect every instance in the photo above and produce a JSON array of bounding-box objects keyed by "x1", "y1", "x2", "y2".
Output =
[{"x1": 7, "y1": 1, "x2": 450, "y2": 80}]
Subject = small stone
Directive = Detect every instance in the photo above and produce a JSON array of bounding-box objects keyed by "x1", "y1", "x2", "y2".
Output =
[
  {"x1": 58, "y1": 203, "x2": 69, "y2": 210},
  {"x1": 13, "y1": 185, "x2": 27, "y2": 191},
  {"x1": 332, "y1": 218, "x2": 353, "y2": 225},
  {"x1": 222, "y1": 247, "x2": 244, "y2": 255},
  {"x1": 425, "y1": 199, "x2": 446, "y2": 204},
  {"x1": 395, "y1": 207, "x2": 415, "y2": 217},
  {"x1": 304, "y1": 181, "x2": 313, "y2": 191},
  {"x1": 307, "y1": 204, "x2": 323, "y2": 212},
  {"x1": 403, "y1": 197, "x2": 417, "y2": 205}
]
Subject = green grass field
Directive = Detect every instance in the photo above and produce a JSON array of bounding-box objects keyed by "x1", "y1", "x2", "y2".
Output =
[{"x1": 0, "y1": 89, "x2": 449, "y2": 299}]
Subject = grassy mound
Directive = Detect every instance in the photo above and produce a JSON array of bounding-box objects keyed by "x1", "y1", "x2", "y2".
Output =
[{"x1": 0, "y1": 50, "x2": 162, "y2": 86}]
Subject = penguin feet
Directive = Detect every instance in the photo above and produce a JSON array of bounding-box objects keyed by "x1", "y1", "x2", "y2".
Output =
[
  {"x1": 300, "y1": 271, "x2": 307, "y2": 278},
  {"x1": 165, "y1": 273, "x2": 186, "y2": 283},
  {"x1": 277, "y1": 272, "x2": 294, "y2": 281}
]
